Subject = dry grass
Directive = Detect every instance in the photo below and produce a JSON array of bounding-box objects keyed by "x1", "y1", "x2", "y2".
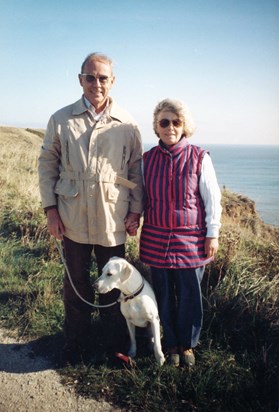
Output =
[{"x1": 0, "y1": 127, "x2": 42, "y2": 208}]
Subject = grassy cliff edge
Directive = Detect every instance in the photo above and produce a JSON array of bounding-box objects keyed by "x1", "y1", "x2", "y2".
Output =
[{"x1": 0, "y1": 126, "x2": 278, "y2": 411}]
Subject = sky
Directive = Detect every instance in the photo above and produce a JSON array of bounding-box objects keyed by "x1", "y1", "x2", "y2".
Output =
[{"x1": 0, "y1": 0, "x2": 278, "y2": 146}]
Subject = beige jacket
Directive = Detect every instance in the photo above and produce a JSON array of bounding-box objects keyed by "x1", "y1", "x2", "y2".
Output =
[{"x1": 38, "y1": 97, "x2": 143, "y2": 246}]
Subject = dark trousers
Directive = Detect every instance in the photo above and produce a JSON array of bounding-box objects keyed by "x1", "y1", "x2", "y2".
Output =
[
  {"x1": 62, "y1": 236, "x2": 127, "y2": 353},
  {"x1": 150, "y1": 266, "x2": 205, "y2": 350}
]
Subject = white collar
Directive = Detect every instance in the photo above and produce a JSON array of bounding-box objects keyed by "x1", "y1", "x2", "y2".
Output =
[{"x1": 83, "y1": 96, "x2": 108, "y2": 121}]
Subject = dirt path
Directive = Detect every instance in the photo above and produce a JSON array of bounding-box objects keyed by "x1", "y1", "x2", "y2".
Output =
[{"x1": 0, "y1": 327, "x2": 122, "y2": 412}]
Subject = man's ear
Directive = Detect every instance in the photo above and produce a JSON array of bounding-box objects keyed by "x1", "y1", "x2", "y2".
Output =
[
  {"x1": 110, "y1": 75, "x2": 115, "y2": 88},
  {"x1": 78, "y1": 74, "x2": 83, "y2": 87}
]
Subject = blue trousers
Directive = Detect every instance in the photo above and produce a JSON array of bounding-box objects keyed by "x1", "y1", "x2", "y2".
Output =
[{"x1": 150, "y1": 266, "x2": 205, "y2": 350}]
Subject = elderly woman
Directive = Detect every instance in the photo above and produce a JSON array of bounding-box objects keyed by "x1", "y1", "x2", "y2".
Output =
[{"x1": 139, "y1": 98, "x2": 222, "y2": 367}]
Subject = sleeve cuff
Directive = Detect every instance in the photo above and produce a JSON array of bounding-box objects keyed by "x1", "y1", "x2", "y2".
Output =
[{"x1": 44, "y1": 205, "x2": 57, "y2": 214}]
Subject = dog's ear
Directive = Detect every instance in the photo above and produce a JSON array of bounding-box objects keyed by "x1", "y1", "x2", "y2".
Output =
[{"x1": 122, "y1": 262, "x2": 133, "y2": 281}]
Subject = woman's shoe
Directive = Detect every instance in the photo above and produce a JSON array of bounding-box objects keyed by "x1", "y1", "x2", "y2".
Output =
[
  {"x1": 167, "y1": 353, "x2": 180, "y2": 367},
  {"x1": 180, "y1": 349, "x2": 195, "y2": 368}
]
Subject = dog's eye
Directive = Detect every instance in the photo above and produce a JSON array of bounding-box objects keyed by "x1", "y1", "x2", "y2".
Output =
[{"x1": 107, "y1": 272, "x2": 112, "y2": 277}]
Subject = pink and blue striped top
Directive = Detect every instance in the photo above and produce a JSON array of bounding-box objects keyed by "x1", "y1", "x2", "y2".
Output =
[{"x1": 140, "y1": 137, "x2": 213, "y2": 268}]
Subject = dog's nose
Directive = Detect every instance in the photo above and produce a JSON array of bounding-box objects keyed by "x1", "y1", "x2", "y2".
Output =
[{"x1": 93, "y1": 282, "x2": 99, "y2": 290}]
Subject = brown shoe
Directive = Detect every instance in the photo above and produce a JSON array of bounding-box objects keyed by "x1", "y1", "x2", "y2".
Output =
[
  {"x1": 180, "y1": 349, "x2": 195, "y2": 368},
  {"x1": 167, "y1": 353, "x2": 180, "y2": 367},
  {"x1": 166, "y1": 347, "x2": 179, "y2": 367}
]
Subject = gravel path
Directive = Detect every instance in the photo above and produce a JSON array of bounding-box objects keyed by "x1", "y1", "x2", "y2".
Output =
[{"x1": 0, "y1": 327, "x2": 122, "y2": 412}]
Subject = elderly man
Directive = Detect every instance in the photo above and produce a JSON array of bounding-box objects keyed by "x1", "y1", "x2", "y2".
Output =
[{"x1": 38, "y1": 52, "x2": 143, "y2": 365}]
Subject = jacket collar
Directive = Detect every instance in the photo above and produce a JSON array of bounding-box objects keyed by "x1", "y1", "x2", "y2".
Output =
[{"x1": 72, "y1": 96, "x2": 128, "y2": 123}]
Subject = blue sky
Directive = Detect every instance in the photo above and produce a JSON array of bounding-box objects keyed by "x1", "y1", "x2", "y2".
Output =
[{"x1": 0, "y1": 0, "x2": 278, "y2": 145}]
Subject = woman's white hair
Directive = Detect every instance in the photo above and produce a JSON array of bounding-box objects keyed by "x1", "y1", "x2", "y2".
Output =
[{"x1": 153, "y1": 98, "x2": 196, "y2": 138}]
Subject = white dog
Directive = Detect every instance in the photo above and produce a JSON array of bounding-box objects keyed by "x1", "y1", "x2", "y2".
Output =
[{"x1": 94, "y1": 257, "x2": 165, "y2": 365}]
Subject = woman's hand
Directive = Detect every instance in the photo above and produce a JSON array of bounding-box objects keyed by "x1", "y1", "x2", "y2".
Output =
[
  {"x1": 204, "y1": 237, "x2": 219, "y2": 258},
  {"x1": 125, "y1": 212, "x2": 140, "y2": 236}
]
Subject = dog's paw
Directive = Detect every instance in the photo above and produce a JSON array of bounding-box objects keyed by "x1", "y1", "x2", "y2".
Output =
[
  {"x1": 155, "y1": 353, "x2": 165, "y2": 366},
  {"x1": 158, "y1": 356, "x2": 165, "y2": 366}
]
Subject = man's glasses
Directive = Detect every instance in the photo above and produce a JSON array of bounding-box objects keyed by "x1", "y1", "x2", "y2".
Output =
[
  {"x1": 158, "y1": 118, "x2": 183, "y2": 128},
  {"x1": 80, "y1": 74, "x2": 110, "y2": 84}
]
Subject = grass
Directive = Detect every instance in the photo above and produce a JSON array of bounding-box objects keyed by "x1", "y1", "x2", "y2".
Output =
[
  {"x1": 0, "y1": 126, "x2": 278, "y2": 411},
  {"x1": 58, "y1": 348, "x2": 257, "y2": 411}
]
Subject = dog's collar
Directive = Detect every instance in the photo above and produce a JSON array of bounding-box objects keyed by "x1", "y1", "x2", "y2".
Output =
[{"x1": 122, "y1": 280, "x2": 144, "y2": 302}]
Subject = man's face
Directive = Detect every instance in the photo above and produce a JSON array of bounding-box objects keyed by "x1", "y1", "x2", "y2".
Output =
[{"x1": 79, "y1": 59, "x2": 115, "y2": 113}]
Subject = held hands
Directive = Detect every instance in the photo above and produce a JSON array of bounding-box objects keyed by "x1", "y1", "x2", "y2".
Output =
[
  {"x1": 46, "y1": 208, "x2": 65, "y2": 240},
  {"x1": 125, "y1": 212, "x2": 140, "y2": 236},
  {"x1": 47, "y1": 209, "x2": 139, "y2": 239},
  {"x1": 204, "y1": 237, "x2": 219, "y2": 258}
]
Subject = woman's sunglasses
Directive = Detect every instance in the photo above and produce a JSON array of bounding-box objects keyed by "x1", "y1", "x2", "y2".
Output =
[{"x1": 158, "y1": 119, "x2": 182, "y2": 128}]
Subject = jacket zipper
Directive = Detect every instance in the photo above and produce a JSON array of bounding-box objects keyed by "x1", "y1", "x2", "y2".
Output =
[
  {"x1": 66, "y1": 141, "x2": 70, "y2": 165},
  {"x1": 121, "y1": 145, "x2": 126, "y2": 170}
]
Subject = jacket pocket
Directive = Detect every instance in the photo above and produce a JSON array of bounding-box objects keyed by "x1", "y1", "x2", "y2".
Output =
[
  {"x1": 105, "y1": 183, "x2": 130, "y2": 203},
  {"x1": 103, "y1": 183, "x2": 129, "y2": 232},
  {"x1": 54, "y1": 179, "x2": 79, "y2": 198}
]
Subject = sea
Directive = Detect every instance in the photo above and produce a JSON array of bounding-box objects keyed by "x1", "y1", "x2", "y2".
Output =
[{"x1": 144, "y1": 144, "x2": 279, "y2": 227}]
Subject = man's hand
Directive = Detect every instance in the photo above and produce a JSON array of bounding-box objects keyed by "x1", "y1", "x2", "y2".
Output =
[
  {"x1": 204, "y1": 237, "x2": 219, "y2": 258},
  {"x1": 124, "y1": 212, "x2": 141, "y2": 236},
  {"x1": 46, "y1": 208, "x2": 65, "y2": 240}
]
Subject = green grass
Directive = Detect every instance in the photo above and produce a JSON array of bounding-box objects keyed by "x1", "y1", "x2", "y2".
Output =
[
  {"x1": 59, "y1": 349, "x2": 257, "y2": 412},
  {"x1": 0, "y1": 126, "x2": 278, "y2": 411}
]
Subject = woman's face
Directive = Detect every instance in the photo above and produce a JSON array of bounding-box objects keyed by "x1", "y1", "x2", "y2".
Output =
[{"x1": 155, "y1": 110, "x2": 184, "y2": 147}]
